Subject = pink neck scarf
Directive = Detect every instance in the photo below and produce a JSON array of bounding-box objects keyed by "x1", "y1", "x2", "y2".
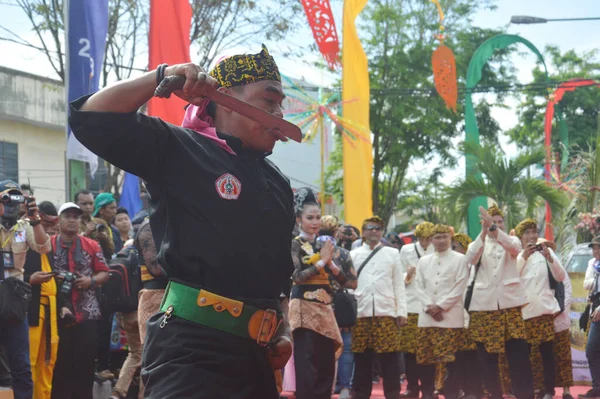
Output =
[{"x1": 181, "y1": 98, "x2": 235, "y2": 155}]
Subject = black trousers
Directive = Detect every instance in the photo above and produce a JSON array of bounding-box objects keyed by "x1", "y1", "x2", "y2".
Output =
[
  {"x1": 535, "y1": 341, "x2": 556, "y2": 395},
  {"x1": 477, "y1": 340, "x2": 534, "y2": 399},
  {"x1": 293, "y1": 328, "x2": 335, "y2": 399},
  {"x1": 415, "y1": 363, "x2": 436, "y2": 397},
  {"x1": 52, "y1": 320, "x2": 98, "y2": 399},
  {"x1": 455, "y1": 350, "x2": 484, "y2": 398},
  {"x1": 141, "y1": 314, "x2": 279, "y2": 399},
  {"x1": 403, "y1": 352, "x2": 435, "y2": 394},
  {"x1": 353, "y1": 350, "x2": 401, "y2": 399},
  {"x1": 96, "y1": 314, "x2": 113, "y2": 371}
]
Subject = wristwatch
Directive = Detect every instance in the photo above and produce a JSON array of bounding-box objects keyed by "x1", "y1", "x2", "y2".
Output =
[
  {"x1": 488, "y1": 224, "x2": 497, "y2": 232},
  {"x1": 90, "y1": 276, "x2": 97, "y2": 289}
]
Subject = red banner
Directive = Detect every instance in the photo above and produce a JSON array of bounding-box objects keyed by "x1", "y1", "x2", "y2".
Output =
[
  {"x1": 148, "y1": 0, "x2": 192, "y2": 124},
  {"x1": 544, "y1": 79, "x2": 599, "y2": 240},
  {"x1": 301, "y1": 0, "x2": 341, "y2": 70}
]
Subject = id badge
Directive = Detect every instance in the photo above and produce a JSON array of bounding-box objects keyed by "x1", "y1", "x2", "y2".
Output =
[{"x1": 1, "y1": 251, "x2": 14, "y2": 269}]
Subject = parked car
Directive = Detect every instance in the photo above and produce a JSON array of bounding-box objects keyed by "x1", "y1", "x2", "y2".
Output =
[{"x1": 564, "y1": 242, "x2": 593, "y2": 273}]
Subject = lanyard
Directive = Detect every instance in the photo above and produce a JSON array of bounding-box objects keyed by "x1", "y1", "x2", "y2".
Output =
[{"x1": 1, "y1": 224, "x2": 18, "y2": 250}]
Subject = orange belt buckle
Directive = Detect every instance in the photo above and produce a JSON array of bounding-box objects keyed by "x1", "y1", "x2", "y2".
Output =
[{"x1": 256, "y1": 309, "x2": 282, "y2": 346}]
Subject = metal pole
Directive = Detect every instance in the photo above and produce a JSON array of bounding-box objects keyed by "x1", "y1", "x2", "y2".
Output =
[
  {"x1": 64, "y1": 0, "x2": 70, "y2": 203},
  {"x1": 547, "y1": 17, "x2": 600, "y2": 22}
]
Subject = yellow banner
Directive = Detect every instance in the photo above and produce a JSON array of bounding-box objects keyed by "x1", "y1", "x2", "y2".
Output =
[{"x1": 342, "y1": 0, "x2": 373, "y2": 227}]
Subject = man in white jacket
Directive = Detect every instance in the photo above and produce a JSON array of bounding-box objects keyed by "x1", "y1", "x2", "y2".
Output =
[
  {"x1": 398, "y1": 221, "x2": 435, "y2": 399},
  {"x1": 415, "y1": 224, "x2": 469, "y2": 399},
  {"x1": 581, "y1": 236, "x2": 600, "y2": 399},
  {"x1": 465, "y1": 205, "x2": 533, "y2": 399},
  {"x1": 515, "y1": 219, "x2": 566, "y2": 399},
  {"x1": 351, "y1": 216, "x2": 408, "y2": 399}
]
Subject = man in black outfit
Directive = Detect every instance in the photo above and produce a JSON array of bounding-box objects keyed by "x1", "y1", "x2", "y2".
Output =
[{"x1": 68, "y1": 45, "x2": 295, "y2": 399}]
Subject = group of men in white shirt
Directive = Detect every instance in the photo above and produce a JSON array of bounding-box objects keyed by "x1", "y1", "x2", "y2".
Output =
[{"x1": 350, "y1": 204, "x2": 569, "y2": 399}]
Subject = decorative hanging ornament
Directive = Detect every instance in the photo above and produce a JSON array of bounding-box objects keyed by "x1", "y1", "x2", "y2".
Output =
[
  {"x1": 301, "y1": 0, "x2": 341, "y2": 70},
  {"x1": 431, "y1": 0, "x2": 458, "y2": 113}
]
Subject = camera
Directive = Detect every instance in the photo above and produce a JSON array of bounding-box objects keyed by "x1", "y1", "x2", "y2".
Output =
[
  {"x1": 0, "y1": 193, "x2": 24, "y2": 205},
  {"x1": 96, "y1": 223, "x2": 106, "y2": 233},
  {"x1": 58, "y1": 270, "x2": 77, "y2": 295},
  {"x1": 26, "y1": 197, "x2": 35, "y2": 216}
]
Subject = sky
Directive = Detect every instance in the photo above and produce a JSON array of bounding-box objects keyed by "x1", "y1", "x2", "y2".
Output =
[{"x1": 0, "y1": 0, "x2": 598, "y2": 184}]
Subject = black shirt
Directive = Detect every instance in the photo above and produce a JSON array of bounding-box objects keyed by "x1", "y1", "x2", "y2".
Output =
[{"x1": 69, "y1": 95, "x2": 295, "y2": 300}]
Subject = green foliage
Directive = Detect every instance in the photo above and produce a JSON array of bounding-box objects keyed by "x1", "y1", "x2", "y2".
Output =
[
  {"x1": 327, "y1": 0, "x2": 516, "y2": 224},
  {"x1": 396, "y1": 177, "x2": 446, "y2": 226},
  {"x1": 444, "y1": 143, "x2": 568, "y2": 229},
  {"x1": 508, "y1": 45, "x2": 600, "y2": 154}
]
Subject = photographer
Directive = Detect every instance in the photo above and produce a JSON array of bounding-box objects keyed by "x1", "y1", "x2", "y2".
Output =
[
  {"x1": 75, "y1": 190, "x2": 114, "y2": 260},
  {"x1": 337, "y1": 224, "x2": 359, "y2": 252},
  {"x1": 0, "y1": 180, "x2": 51, "y2": 399},
  {"x1": 50, "y1": 202, "x2": 109, "y2": 399}
]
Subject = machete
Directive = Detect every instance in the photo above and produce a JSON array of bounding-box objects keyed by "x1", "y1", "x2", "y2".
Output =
[{"x1": 154, "y1": 75, "x2": 302, "y2": 143}]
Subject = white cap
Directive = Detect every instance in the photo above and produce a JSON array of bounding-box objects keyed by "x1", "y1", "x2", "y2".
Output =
[{"x1": 58, "y1": 202, "x2": 83, "y2": 216}]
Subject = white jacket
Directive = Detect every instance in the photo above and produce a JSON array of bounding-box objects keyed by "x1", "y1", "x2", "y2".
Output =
[
  {"x1": 554, "y1": 272, "x2": 573, "y2": 333},
  {"x1": 351, "y1": 243, "x2": 408, "y2": 319},
  {"x1": 400, "y1": 242, "x2": 434, "y2": 314},
  {"x1": 517, "y1": 249, "x2": 566, "y2": 320},
  {"x1": 416, "y1": 249, "x2": 469, "y2": 328},
  {"x1": 465, "y1": 229, "x2": 528, "y2": 311},
  {"x1": 584, "y1": 257, "x2": 599, "y2": 291}
]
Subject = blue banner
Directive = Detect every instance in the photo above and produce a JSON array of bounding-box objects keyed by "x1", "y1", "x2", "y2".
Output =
[
  {"x1": 119, "y1": 172, "x2": 142, "y2": 219},
  {"x1": 66, "y1": 0, "x2": 109, "y2": 176}
]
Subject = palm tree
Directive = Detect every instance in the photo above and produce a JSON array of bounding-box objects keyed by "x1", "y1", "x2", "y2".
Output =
[{"x1": 444, "y1": 143, "x2": 568, "y2": 230}]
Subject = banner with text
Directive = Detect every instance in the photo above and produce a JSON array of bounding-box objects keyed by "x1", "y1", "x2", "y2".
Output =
[{"x1": 66, "y1": 0, "x2": 109, "y2": 177}]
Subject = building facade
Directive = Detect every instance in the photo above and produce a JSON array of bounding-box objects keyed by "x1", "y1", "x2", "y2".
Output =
[{"x1": 0, "y1": 66, "x2": 66, "y2": 204}]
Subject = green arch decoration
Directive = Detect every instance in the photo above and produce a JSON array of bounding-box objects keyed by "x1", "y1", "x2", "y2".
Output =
[{"x1": 465, "y1": 34, "x2": 549, "y2": 238}]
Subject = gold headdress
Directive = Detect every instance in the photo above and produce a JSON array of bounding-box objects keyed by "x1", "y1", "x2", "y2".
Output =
[
  {"x1": 362, "y1": 216, "x2": 385, "y2": 230},
  {"x1": 414, "y1": 221, "x2": 434, "y2": 238},
  {"x1": 514, "y1": 218, "x2": 537, "y2": 238},
  {"x1": 431, "y1": 224, "x2": 453, "y2": 236},
  {"x1": 453, "y1": 233, "x2": 472, "y2": 249},
  {"x1": 487, "y1": 204, "x2": 504, "y2": 218},
  {"x1": 320, "y1": 215, "x2": 339, "y2": 232}
]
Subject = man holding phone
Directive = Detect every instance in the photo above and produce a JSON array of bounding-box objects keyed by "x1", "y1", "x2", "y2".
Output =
[{"x1": 0, "y1": 180, "x2": 52, "y2": 399}]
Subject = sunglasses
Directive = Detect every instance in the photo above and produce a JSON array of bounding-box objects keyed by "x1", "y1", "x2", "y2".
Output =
[{"x1": 364, "y1": 226, "x2": 383, "y2": 231}]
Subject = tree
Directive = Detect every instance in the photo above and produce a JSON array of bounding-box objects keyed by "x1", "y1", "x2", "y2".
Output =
[
  {"x1": 395, "y1": 174, "x2": 446, "y2": 228},
  {"x1": 444, "y1": 143, "x2": 568, "y2": 230},
  {"x1": 507, "y1": 45, "x2": 600, "y2": 155},
  {"x1": 189, "y1": 0, "x2": 303, "y2": 69},
  {"x1": 6, "y1": 0, "x2": 303, "y2": 193},
  {"x1": 326, "y1": 0, "x2": 517, "y2": 224}
]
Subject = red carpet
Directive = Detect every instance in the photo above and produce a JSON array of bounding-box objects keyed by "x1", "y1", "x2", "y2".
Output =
[{"x1": 281, "y1": 383, "x2": 592, "y2": 398}]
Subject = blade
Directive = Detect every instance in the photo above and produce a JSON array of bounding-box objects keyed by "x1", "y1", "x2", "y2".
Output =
[
  {"x1": 209, "y1": 91, "x2": 302, "y2": 143},
  {"x1": 154, "y1": 75, "x2": 302, "y2": 143}
]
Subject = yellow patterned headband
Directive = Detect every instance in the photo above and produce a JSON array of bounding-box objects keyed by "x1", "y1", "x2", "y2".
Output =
[
  {"x1": 488, "y1": 204, "x2": 504, "y2": 218},
  {"x1": 209, "y1": 44, "x2": 281, "y2": 88},
  {"x1": 453, "y1": 233, "x2": 472, "y2": 249},
  {"x1": 414, "y1": 221, "x2": 434, "y2": 238},
  {"x1": 515, "y1": 218, "x2": 537, "y2": 238},
  {"x1": 431, "y1": 224, "x2": 453, "y2": 236}
]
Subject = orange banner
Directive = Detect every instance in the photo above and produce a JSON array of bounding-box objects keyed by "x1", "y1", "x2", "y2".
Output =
[
  {"x1": 148, "y1": 0, "x2": 192, "y2": 124},
  {"x1": 342, "y1": 0, "x2": 373, "y2": 227}
]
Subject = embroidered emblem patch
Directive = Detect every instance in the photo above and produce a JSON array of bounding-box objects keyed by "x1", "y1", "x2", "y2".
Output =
[{"x1": 215, "y1": 173, "x2": 242, "y2": 200}]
